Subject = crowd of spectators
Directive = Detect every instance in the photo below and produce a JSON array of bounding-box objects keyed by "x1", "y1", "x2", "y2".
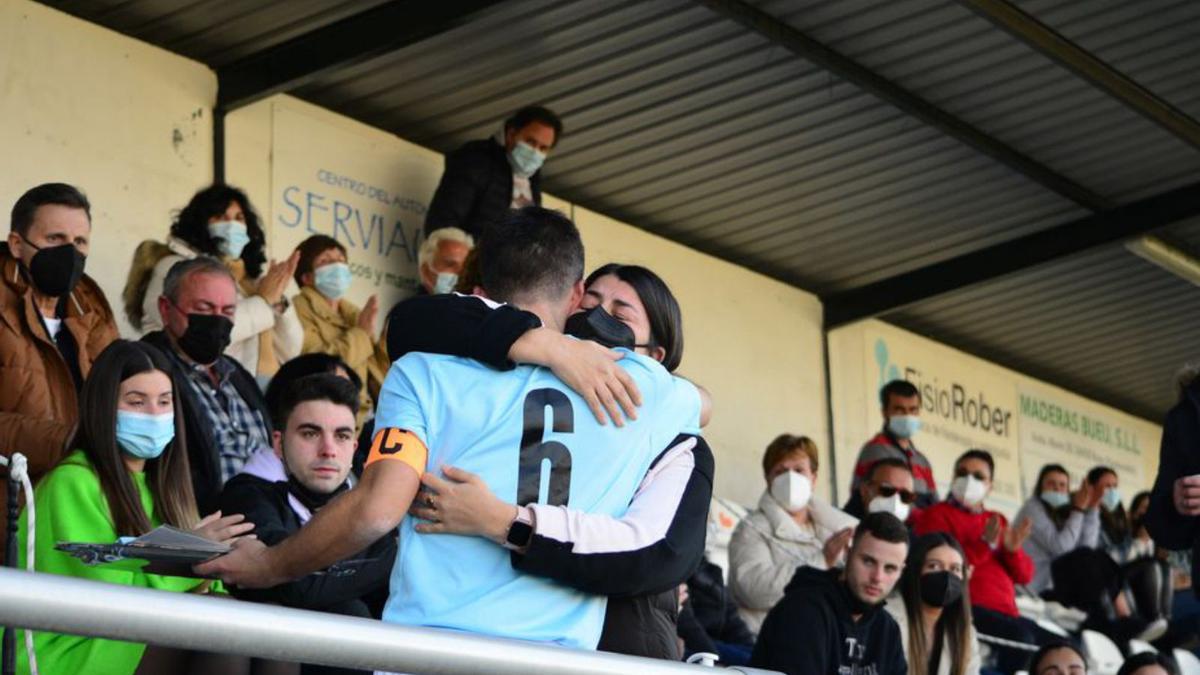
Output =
[{"x1": 1, "y1": 103, "x2": 1198, "y2": 675}]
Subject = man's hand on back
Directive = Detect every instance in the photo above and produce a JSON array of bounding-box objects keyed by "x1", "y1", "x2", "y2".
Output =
[
  {"x1": 1174, "y1": 476, "x2": 1200, "y2": 517},
  {"x1": 509, "y1": 328, "x2": 642, "y2": 426},
  {"x1": 195, "y1": 537, "x2": 281, "y2": 589}
]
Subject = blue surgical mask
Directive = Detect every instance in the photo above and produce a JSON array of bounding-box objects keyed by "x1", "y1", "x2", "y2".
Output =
[
  {"x1": 432, "y1": 272, "x2": 458, "y2": 295},
  {"x1": 509, "y1": 141, "x2": 546, "y2": 178},
  {"x1": 887, "y1": 414, "x2": 921, "y2": 439},
  {"x1": 207, "y1": 220, "x2": 251, "y2": 259},
  {"x1": 115, "y1": 410, "x2": 176, "y2": 460},
  {"x1": 1102, "y1": 487, "x2": 1122, "y2": 511},
  {"x1": 314, "y1": 262, "x2": 352, "y2": 300},
  {"x1": 1041, "y1": 490, "x2": 1071, "y2": 509}
]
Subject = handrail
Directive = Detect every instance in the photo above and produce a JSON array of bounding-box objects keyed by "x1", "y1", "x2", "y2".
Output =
[{"x1": 0, "y1": 568, "x2": 777, "y2": 674}]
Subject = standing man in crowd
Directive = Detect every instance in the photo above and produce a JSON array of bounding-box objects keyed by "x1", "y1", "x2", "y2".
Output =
[
  {"x1": 199, "y1": 207, "x2": 701, "y2": 652},
  {"x1": 845, "y1": 379, "x2": 937, "y2": 517},
  {"x1": 0, "y1": 183, "x2": 118, "y2": 561},
  {"x1": 220, "y1": 373, "x2": 394, "y2": 674},
  {"x1": 424, "y1": 106, "x2": 562, "y2": 239},
  {"x1": 750, "y1": 512, "x2": 909, "y2": 675},
  {"x1": 142, "y1": 257, "x2": 272, "y2": 513},
  {"x1": 417, "y1": 227, "x2": 473, "y2": 295},
  {"x1": 1148, "y1": 369, "x2": 1200, "y2": 597}
]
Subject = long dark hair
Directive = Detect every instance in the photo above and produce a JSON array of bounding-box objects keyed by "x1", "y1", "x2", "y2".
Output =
[
  {"x1": 1035, "y1": 463, "x2": 1072, "y2": 529},
  {"x1": 170, "y1": 184, "x2": 266, "y2": 279},
  {"x1": 76, "y1": 340, "x2": 199, "y2": 536},
  {"x1": 1088, "y1": 466, "x2": 1129, "y2": 544},
  {"x1": 585, "y1": 263, "x2": 684, "y2": 372},
  {"x1": 900, "y1": 532, "x2": 973, "y2": 675}
]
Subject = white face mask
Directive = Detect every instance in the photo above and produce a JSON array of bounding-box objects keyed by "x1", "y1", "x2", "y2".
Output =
[
  {"x1": 868, "y1": 493, "x2": 911, "y2": 522},
  {"x1": 951, "y1": 475, "x2": 988, "y2": 506},
  {"x1": 770, "y1": 470, "x2": 812, "y2": 513}
]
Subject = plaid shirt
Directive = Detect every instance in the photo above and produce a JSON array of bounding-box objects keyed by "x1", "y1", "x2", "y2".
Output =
[{"x1": 171, "y1": 351, "x2": 271, "y2": 483}]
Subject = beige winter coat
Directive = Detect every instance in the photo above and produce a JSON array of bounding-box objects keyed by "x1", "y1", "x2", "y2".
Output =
[{"x1": 729, "y1": 490, "x2": 858, "y2": 633}]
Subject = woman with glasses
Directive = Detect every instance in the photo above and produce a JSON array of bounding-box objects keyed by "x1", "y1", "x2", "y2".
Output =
[{"x1": 1013, "y1": 464, "x2": 1102, "y2": 595}]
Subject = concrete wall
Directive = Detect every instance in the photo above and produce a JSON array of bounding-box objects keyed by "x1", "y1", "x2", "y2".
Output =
[{"x1": 0, "y1": 0, "x2": 216, "y2": 338}]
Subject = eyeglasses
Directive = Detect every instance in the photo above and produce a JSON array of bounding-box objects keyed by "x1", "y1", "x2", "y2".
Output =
[
  {"x1": 955, "y1": 469, "x2": 989, "y2": 482},
  {"x1": 875, "y1": 484, "x2": 916, "y2": 504}
]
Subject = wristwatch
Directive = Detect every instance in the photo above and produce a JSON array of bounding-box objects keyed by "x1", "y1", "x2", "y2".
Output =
[{"x1": 503, "y1": 508, "x2": 535, "y2": 552}]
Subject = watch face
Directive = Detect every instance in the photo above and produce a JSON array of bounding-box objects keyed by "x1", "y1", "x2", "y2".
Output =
[{"x1": 506, "y1": 520, "x2": 534, "y2": 548}]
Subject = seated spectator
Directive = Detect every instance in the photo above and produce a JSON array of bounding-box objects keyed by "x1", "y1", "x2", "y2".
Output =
[
  {"x1": 220, "y1": 373, "x2": 395, "y2": 675},
  {"x1": 290, "y1": 234, "x2": 388, "y2": 418},
  {"x1": 913, "y1": 449, "x2": 1038, "y2": 674},
  {"x1": 125, "y1": 184, "x2": 302, "y2": 383},
  {"x1": 678, "y1": 555, "x2": 756, "y2": 666},
  {"x1": 389, "y1": 262, "x2": 714, "y2": 660},
  {"x1": 17, "y1": 340, "x2": 253, "y2": 675},
  {"x1": 730, "y1": 433, "x2": 858, "y2": 633},
  {"x1": 142, "y1": 257, "x2": 273, "y2": 513},
  {"x1": 1029, "y1": 642, "x2": 1088, "y2": 675},
  {"x1": 1117, "y1": 652, "x2": 1180, "y2": 675},
  {"x1": 1091, "y1": 466, "x2": 1136, "y2": 562},
  {"x1": 1, "y1": 183, "x2": 118, "y2": 562},
  {"x1": 845, "y1": 379, "x2": 938, "y2": 517},
  {"x1": 859, "y1": 457, "x2": 917, "y2": 523},
  {"x1": 264, "y1": 353, "x2": 372, "y2": 477},
  {"x1": 885, "y1": 532, "x2": 982, "y2": 675},
  {"x1": 1014, "y1": 463, "x2": 1101, "y2": 595},
  {"x1": 417, "y1": 227, "x2": 473, "y2": 295},
  {"x1": 424, "y1": 106, "x2": 562, "y2": 238},
  {"x1": 749, "y1": 512, "x2": 909, "y2": 675}
]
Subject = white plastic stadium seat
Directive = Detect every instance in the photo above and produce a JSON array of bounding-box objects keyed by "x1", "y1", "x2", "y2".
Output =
[
  {"x1": 1082, "y1": 630, "x2": 1124, "y2": 675},
  {"x1": 1175, "y1": 649, "x2": 1200, "y2": 675},
  {"x1": 1127, "y1": 639, "x2": 1157, "y2": 655}
]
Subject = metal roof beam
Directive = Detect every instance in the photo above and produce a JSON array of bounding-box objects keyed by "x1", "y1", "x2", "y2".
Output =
[
  {"x1": 960, "y1": 0, "x2": 1200, "y2": 152},
  {"x1": 216, "y1": 0, "x2": 498, "y2": 112},
  {"x1": 693, "y1": 0, "x2": 1113, "y2": 211},
  {"x1": 822, "y1": 180, "x2": 1200, "y2": 328}
]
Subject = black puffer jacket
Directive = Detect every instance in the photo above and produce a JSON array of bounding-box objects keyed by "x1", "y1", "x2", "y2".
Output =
[
  {"x1": 1147, "y1": 376, "x2": 1200, "y2": 597},
  {"x1": 424, "y1": 138, "x2": 542, "y2": 238}
]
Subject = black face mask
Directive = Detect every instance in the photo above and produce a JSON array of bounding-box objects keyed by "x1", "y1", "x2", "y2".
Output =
[
  {"x1": 565, "y1": 306, "x2": 643, "y2": 350},
  {"x1": 287, "y1": 473, "x2": 349, "y2": 513},
  {"x1": 919, "y1": 571, "x2": 963, "y2": 608},
  {"x1": 176, "y1": 312, "x2": 233, "y2": 365},
  {"x1": 22, "y1": 239, "x2": 86, "y2": 298}
]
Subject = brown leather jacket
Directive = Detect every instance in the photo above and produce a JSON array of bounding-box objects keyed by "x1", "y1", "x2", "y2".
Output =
[{"x1": 0, "y1": 244, "x2": 118, "y2": 561}]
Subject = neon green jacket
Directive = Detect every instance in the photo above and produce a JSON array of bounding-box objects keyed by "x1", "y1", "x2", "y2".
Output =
[{"x1": 16, "y1": 450, "x2": 216, "y2": 675}]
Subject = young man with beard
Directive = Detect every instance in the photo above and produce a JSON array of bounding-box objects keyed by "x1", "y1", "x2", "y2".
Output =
[{"x1": 751, "y1": 512, "x2": 910, "y2": 675}]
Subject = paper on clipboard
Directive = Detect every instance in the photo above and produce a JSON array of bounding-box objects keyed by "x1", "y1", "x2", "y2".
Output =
[{"x1": 57, "y1": 525, "x2": 231, "y2": 578}]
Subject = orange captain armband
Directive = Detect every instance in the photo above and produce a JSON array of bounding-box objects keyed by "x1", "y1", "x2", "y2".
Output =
[{"x1": 365, "y1": 427, "x2": 429, "y2": 476}]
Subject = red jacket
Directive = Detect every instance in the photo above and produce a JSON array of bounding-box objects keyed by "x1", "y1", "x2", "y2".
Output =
[{"x1": 912, "y1": 500, "x2": 1034, "y2": 617}]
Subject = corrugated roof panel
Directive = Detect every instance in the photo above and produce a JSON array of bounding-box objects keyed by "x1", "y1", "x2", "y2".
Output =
[
  {"x1": 886, "y1": 237, "x2": 1200, "y2": 419},
  {"x1": 43, "y1": 0, "x2": 392, "y2": 65}
]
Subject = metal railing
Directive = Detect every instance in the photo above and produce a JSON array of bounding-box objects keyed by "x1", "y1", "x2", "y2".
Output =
[{"x1": 0, "y1": 568, "x2": 779, "y2": 674}]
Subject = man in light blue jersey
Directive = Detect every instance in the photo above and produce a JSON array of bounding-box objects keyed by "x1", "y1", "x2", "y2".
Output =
[{"x1": 199, "y1": 207, "x2": 702, "y2": 650}]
